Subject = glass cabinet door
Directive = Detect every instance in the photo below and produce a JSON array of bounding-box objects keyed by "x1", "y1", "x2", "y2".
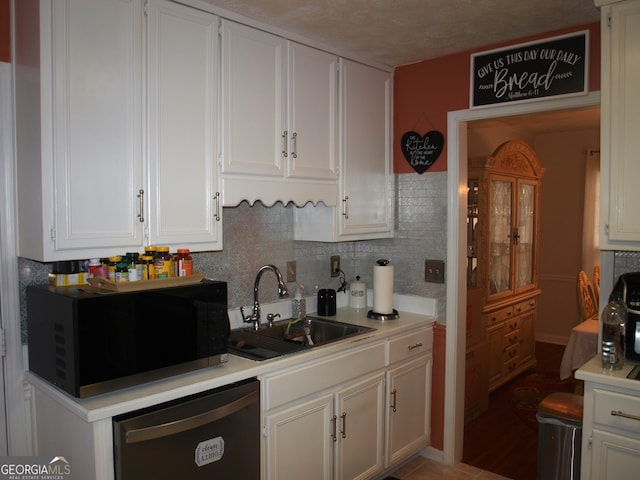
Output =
[
  {"x1": 515, "y1": 181, "x2": 536, "y2": 290},
  {"x1": 489, "y1": 178, "x2": 513, "y2": 295}
]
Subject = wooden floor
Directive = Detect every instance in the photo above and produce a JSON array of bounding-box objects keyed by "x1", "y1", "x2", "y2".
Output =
[
  {"x1": 461, "y1": 342, "x2": 572, "y2": 480},
  {"x1": 384, "y1": 342, "x2": 573, "y2": 480}
]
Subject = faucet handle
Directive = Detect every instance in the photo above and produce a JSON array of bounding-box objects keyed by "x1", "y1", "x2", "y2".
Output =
[{"x1": 266, "y1": 313, "x2": 280, "y2": 328}]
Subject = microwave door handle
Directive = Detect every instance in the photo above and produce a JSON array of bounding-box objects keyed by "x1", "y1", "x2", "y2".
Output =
[{"x1": 125, "y1": 390, "x2": 258, "y2": 444}]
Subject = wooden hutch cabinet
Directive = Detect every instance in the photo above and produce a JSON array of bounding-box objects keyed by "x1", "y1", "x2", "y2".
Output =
[{"x1": 465, "y1": 140, "x2": 544, "y2": 421}]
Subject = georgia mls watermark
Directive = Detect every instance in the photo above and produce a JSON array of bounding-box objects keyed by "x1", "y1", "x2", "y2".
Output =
[{"x1": 0, "y1": 456, "x2": 72, "y2": 480}]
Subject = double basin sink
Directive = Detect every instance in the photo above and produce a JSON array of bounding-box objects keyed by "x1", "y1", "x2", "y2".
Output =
[{"x1": 228, "y1": 316, "x2": 375, "y2": 361}]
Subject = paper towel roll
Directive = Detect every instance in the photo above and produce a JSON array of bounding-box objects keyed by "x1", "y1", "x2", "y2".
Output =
[{"x1": 373, "y1": 263, "x2": 394, "y2": 314}]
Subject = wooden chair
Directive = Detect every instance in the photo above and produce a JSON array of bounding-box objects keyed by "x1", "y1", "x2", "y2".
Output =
[
  {"x1": 577, "y1": 270, "x2": 598, "y2": 323},
  {"x1": 592, "y1": 265, "x2": 600, "y2": 305}
]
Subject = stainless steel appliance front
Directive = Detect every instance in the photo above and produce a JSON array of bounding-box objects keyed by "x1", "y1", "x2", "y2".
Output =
[{"x1": 113, "y1": 378, "x2": 260, "y2": 479}]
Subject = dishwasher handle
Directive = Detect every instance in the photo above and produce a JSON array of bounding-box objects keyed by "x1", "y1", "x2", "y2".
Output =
[{"x1": 125, "y1": 390, "x2": 259, "y2": 444}]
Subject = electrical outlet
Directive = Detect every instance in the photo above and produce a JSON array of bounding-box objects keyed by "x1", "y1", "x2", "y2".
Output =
[
  {"x1": 287, "y1": 261, "x2": 296, "y2": 283},
  {"x1": 425, "y1": 259, "x2": 445, "y2": 283},
  {"x1": 330, "y1": 255, "x2": 340, "y2": 277}
]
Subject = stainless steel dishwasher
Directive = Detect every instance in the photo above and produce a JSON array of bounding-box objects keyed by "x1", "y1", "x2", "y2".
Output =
[{"x1": 113, "y1": 378, "x2": 260, "y2": 479}]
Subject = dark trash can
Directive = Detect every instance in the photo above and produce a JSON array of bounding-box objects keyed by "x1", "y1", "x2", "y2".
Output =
[{"x1": 536, "y1": 392, "x2": 583, "y2": 480}]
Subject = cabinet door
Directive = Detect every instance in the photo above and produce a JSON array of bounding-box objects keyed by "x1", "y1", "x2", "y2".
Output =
[
  {"x1": 52, "y1": 0, "x2": 144, "y2": 253},
  {"x1": 602, "y1": 1, "x2": 640, "y2": 247},
  {"x1": 385, "y1": 357, "x2": 431, "y2": 467},
  {"x1": 220, "y1": 20, "x2": 286, "y2": 177},
  {"x1": 287, "y1": 42, "x2": 338, "y2": 181},
  {"x1": 339, "y1": 59, "x2": 393, "y2": 237},
  {"x1": 146, "y1": 0, "x2": 222, "y2": 250},
  {"x1": 266, "y1": 394, "x2": 334, "y2": 480},
  {"x1": 335, "y1": 372, "x2": 385, "y2": 480},
  {"x1": 487, "y1": 175, "x2": 514, "y2": 299},
  {"x1": 591, "y1": 429, "x2": 640, "y2": 479},
  {"x1": 514, "y1": 180, "x2": 538, "y2": 293}
]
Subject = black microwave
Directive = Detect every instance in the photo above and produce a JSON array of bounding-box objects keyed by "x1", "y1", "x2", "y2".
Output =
[{"x1": 27, "y1": 280, "x2": 230, "y2": 398}]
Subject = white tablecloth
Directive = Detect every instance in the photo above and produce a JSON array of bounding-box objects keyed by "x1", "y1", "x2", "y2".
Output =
[{"x1": 559, "y1": 317, "x2": 599, "y2": 379}]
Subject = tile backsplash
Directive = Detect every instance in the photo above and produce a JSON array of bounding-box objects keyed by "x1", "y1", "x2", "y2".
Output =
[{"x1": 19, "y1": 173, "x2": 447, "y2": 343}]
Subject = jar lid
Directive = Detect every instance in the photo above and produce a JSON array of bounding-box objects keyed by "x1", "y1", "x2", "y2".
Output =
[
  {"x1": 108, "y1": 256, "x2": 121, "y2": 262},
  {"x1": 157, "y1": 246, "x2": 170, "y2": 252},
  {"x1": 177, "y1": 248, "x2": 190, "y2": 254}
]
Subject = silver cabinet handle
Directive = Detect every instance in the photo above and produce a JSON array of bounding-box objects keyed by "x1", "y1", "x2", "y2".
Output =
[
  {"x1": 137, "y1": 189, "x2": 145, "y2": 223},
  {"x1": 611, "y1": 410, "x2": 640, "y2": 422},
  {"x1": 291, "y1": 132, "x2": 297, "y2": 158},
  {"x1": 125, "y1": 390, "x2": 258, "y2": 444},
  {"x1": 331, "y1": 414, "x2": 337, "y2": 442},
  {"x1": 342, "y1": 196, "x2": 349, "y2": 219},
  {"x1": 391, "y1": 388, "x2": 397, "y2": 413},
  {"x1": 340, "y1": 412, "x2": 347, "y2": 439},
  {"x1": 282, "y1": 131, "x2": 288, "y2": 157},
  {"x1": 214, "y1": 191, "x2": 221, "y2": 222}
]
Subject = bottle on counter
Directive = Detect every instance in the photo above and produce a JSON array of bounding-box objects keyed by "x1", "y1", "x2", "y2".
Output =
[
  {"x1": 176, "y1": 249, "x2": 193, "y2": 277},
  {"x1": 115, "y1": 261, "x2": 129, "y2": 283},
  {"x1": 107, "y1": 256, "x2": 121, "y2": 281},
  {"x1": 291, "y1": 284, "x2": 306, "y2": 320},
  {"x1": 601, "y1": 293, "x2": 627, "y2": 370},
  {"x1": 154, "y1": 246, "x2": 173, "y2": 279},
  {"x1": 140, "y1": 255, "x2": 155, "y2": 280},
  {"x1": 125, "y1": 252, "x2": 140, "y2": 281}
]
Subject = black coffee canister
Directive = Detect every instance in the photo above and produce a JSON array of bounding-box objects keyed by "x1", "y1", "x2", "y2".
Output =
[{"x1": 317, "y1": 289, "x2": 337, "y2": 316}]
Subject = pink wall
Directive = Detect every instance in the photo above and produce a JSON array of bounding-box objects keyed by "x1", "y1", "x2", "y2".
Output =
[
  {"x1": 393, "y1": 22, "x2": 601, "y2": 174},
  {"x1": 0, "y1": 0, "x2": 9, "y2": 62}
]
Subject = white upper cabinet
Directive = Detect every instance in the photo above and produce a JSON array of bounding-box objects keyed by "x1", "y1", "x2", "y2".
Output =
[
  {"x1": 220, "y1": 20, "x2": 338, "y2": 206},
  {"x1": 294, "y1": 59, "x2": 394, "y2": 241},
  {"x1": 146, "y1": 0, "x2": 221, "y2": 248},
  {"x1": 14, "y1": 0, "x2": 222, "y2": 261},
  {"x1": 600, "y1": 0, "x2": 640, "y2": 250},
  {"x1": 16, "y1": 0, "x2": 145, "y2": 261}
]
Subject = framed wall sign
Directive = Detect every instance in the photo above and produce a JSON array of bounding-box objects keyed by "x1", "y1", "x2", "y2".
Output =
[{"x1": 470, "y1": 30, "x2": 588, "y2": 108}]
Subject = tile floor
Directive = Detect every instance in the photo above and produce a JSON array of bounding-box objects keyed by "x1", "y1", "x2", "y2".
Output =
[{"x1": 385, "y1": 455, "x2": 511, "y2": 480}]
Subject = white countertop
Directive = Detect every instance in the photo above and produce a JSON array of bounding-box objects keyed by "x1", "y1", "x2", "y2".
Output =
[
  {"x1": 576, "y1": 355, "x2": 640, "y2": 393},
  {"x1": 26, "y1": 296, "x2": 436, "y2": 423}
]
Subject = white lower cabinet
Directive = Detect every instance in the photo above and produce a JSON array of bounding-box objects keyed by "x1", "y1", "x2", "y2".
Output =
[
  {"x1": 590, "y1": 430, "x2": 640, "y2": 478},
  {"x1": 265, "y1": 373, "x2": 385, "y2": 480},
  {"x1": 263, "y1": 326, "x2": 433, "y2": 479},
  {"x1": 386, "y1": 356, "x2": 431, "y2": 467},
  {"x1": 578, "y1": 365, "x2": 640, "y2": 479}
]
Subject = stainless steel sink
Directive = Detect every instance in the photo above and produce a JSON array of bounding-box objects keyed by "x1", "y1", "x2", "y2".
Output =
[{"x1": 228, "y1": 316, "x2": 375, "y2": 361}]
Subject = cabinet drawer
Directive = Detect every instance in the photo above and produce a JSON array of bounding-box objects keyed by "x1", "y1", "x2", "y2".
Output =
[
  {"x1": 264, "y1": 341, "x2": 385, "y2": 410},
  {"x1": 504, "y1": 357, "x2": 519, "y2": 374},
  {"x1": 594, "y1": 388, "x2": 640, "y2": 435},
  {"x1": 514, "y1": 298, "x2": 536, "y2": 315},
  {"x1": 504, "y1": 343, "x2": 520, "y2": 362},
  {"x1": 484, "y1": 307, "x2": 513, "y2": 327},
  {"x1": 504, "y1": 317, "x2": 521, "y2": 333},
  {"x1": 504, "y1": 330, "x2": 520, "y2": 349},
  {"x1": 387, "y1": 327, "x2": 433, "y2": 365}
]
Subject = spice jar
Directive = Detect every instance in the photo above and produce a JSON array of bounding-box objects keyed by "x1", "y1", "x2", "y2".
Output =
[
  {"x1": 154, "y1": 247, "x2": 173, "y2": 279},
  {"x1": 107, "y1": 256, "x2": 121, "y2": 281},
  {"x1": 176, "y1": 249, "x2": 193, "y2": 277},
  {"x1": 140, "y1": 255, "x2": 155, "y2": 280}
]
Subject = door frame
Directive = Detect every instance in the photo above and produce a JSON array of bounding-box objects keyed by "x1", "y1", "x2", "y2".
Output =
[{"x1": 443, "y1": 91, "x2": 601, "y2": 464}]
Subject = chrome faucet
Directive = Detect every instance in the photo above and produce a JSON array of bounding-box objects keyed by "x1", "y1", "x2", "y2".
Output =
[{"x1": 241, "y1": 265, "x2": 289, "y2": 330}]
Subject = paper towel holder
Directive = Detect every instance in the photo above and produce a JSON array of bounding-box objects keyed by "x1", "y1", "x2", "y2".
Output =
[{"x1": 367, "y1": 309, "x2": 399, "y2": 320}]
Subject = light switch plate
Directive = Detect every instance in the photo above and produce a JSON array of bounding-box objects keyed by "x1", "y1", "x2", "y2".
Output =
[
  {"x1": 425, "y1": 259, "x2": 445, "y2": 283},
  {"x1": 287, "y1": 261, "x2": 296, "y2": 283}
]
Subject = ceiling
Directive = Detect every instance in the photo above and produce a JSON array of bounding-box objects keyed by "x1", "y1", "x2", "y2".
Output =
[
  {"x1": 201, "y1": 0, "x2": 601, "y2": 132},
  {"x1": 200, "y1": 0, "x2": 601, "y2": 68}
]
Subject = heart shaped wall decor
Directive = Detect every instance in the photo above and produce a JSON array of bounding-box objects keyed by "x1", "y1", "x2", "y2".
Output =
[{"x1": 401, "y1": 130, "x2": 444, "y2": 174}]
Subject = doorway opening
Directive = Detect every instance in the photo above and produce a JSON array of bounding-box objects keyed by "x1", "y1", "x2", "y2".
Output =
[{"x1": 441, "y1": 92, "x2": 601, "y2": 466}]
